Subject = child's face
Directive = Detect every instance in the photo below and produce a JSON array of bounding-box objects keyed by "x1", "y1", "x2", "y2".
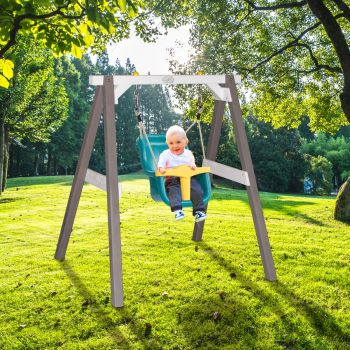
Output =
[{"x1": 167, "y1": 133, "x2": 188, "y2": 155}]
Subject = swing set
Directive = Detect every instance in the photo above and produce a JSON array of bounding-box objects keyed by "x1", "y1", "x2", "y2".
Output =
[{"x1": 55, "y1": 74, "x2": 276, "y2": 308}]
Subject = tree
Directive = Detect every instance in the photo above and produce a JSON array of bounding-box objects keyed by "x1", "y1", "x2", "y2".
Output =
[
  {"x1": 0, "y1": 0, "x2": 162, "y2": 88},
  {"x1": 159, "y1": 0, "x2": 350, "y2": 133},
  {"x1": 8, "y1": 54, "x2": 96, "y2": 178},
  {"x1": 0, "y1": 37, "x2": 68, "y2": 193},
  {"x1": 305, "y1": 155, "x2": 333, "y2": 195},
  {"x1": 45, "y1": 56, "x2": 94, "y2": 175},
  {"x1": 247, "y1": 116, "x2": 307, "y2": 193},
  {"x1": 139, "y1": 85, "x2": 179, "y2": 134},
  {"x1": 302, "y1": 132, "x2": 350, "y2": 189}
]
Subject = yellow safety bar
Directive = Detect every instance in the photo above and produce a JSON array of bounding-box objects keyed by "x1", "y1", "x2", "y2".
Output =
[{"x1": 155, "y1": 165, "x2": 211, "y2": 200}]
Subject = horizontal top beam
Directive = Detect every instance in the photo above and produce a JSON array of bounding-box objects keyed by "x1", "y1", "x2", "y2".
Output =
[
  {"x1": 89, "y1": 74, "x2": 240, "y2": 86},
  {"x1": 89, "y1": 74, "x2": 241, "y2": 103}
]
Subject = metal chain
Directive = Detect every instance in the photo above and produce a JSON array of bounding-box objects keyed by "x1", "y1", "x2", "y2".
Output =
[
  {"x1": 185, "y1": 120, "x2": 197, "y2": 133},
  {"x1": 196, "y1": 88, "x2": 206, "y2": 160},
  {"x1": 134, "y1": 85, "x2": 142, "y2": 123},
  {"x1": 197, "y1": 120, "x2": 206, "y2": 161},
  {"x1": 134, "y1": 85, "x2": 158, "y2": 169},
  {"x1": 196, "y1": 91, "x2": 203, "y2": 120}
]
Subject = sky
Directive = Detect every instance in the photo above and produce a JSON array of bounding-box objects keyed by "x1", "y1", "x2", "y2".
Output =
[{"x1": 107, "y1": 26, "x2": 192, "y2": 74}]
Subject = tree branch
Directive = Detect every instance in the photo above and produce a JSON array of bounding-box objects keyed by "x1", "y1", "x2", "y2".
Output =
[
  {"x1": 307, "y1": 0, "x2": 350, "y2": 121},
  {"x1": 307, "y1": 1, "x2": 350, "y2": 78},
  {"x1": 332, "y1": 0, "x2": 350, "y2": 21},
  {"x1": 251, "y1": 21, "x2": 321, "y2": 70},
  {"x1": 0, "y1": 5, "x2": 85, "y2": 58},
  {"x1": 297, "y1": 43, "x2": 342, "y2": 74},
  {"x1": 245, "y1": 0, "x2": 307, "y2": 11},
  {"x1": 126, "y1": 0, "x2": 167, "y2": 23}
]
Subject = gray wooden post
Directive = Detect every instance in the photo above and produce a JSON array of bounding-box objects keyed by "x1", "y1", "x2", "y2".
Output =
[
  {"x1": 226, "y1": 75, "x2": 276, "y2": 281},
  {"x1": 192, "y1": 100, "x2": 226, "y2": 241},
  {"x1": 55, "y1": 86, "x2": 103, "y2": 260},
  {"x1": 102, "y1": 76, "x2": 124, "y2": 307}
]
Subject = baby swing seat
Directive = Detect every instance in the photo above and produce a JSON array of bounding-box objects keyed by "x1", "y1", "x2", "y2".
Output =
[{"x1": 136, "y1": 134, "x2": 211, "y2": 207}]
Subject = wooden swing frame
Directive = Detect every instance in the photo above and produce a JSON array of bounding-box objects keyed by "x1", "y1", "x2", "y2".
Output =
[{"x1": 55, "y1": 74, "x2": 276, "y2": 308}]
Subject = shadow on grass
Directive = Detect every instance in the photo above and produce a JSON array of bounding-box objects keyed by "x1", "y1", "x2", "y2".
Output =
[
  {"x1": 213, "y1": 188, "x2": 328, "y2": 227},
  {"x1": 7, "y1": 173, "x2": 148, "y2": 189},
  {"x1": 290, "y1": 212, "x2": 328, "y2": 226},
  {"x1": 197, "y1": 241, "x2": 350, "y2": 346},
  {"x1": 60, "y1": 260, "x2": 163, "y2": 349},
  {"x1": 7, "y1": 176, "x2": 73, "y2": 188},
  {"x1": 262, "y1": 199, "x2": 328, "y2": 227},
  {"x1": 271, "y1": 280, "x2": 350, "y2": 343},
  {"x1": 0, "y1": 197, "x2": 20, "y2": 204}
]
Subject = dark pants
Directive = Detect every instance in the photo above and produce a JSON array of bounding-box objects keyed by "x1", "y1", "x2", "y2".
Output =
[{"x1": 165, "y1": 176, "x2": 205, "y2": 215}]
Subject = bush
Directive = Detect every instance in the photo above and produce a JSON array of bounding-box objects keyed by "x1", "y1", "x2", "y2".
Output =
[{"x1": 305, "y1": 155, "x2": 333, "y2": 195}]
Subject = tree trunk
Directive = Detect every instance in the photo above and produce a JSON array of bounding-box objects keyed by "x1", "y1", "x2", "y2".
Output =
[
  {"x1": 307, "y1": 0, "x2": 350, "y2": 122},
  {"x1": 47, "y1": 146, "x2": 52, "y2": 175},
  {"x1": 40, "y1": 154, "x2": 45, "y2": 175},
  {"x1": 0, "y1": 121, "x2": 4, "y2": 195},
  {"x1": 8, "y1": 145, "x2": 14, "y2": 177},
  {"x1": 334, "y1": 177, "x2": 350, "y2": 223},
  {"x1": 33, "y1": 150, "x2": 39, "y2": 176},
  {"x1": 15, "y1": 146, "x2": 22, "y2": 177},
  {"x1": 2, "y1": 126, "x2": 9, "y2": 191},
  {"x1": 53, "y1": 156, "x2": 57, "y2": 175}
]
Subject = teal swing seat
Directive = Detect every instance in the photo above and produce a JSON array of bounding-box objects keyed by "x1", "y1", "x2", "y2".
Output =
[{"x1": 136, "y1": 134, "x2": 211, "y2": 207}]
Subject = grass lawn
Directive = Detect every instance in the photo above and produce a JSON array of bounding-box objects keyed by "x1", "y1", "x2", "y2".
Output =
[{"x1": 1, "y1": 173, "x2": 350, "y2": 349}]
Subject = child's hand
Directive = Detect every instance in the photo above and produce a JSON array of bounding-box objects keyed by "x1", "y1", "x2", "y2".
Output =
[
  {"x1": 190, "y1": 165, "x2": 196, "y2": 170},
  {"x1": 158, "y1": 167, "x2": 166, "y2": 174}
]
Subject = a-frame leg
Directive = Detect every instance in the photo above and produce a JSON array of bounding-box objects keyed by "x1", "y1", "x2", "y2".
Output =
[
  {"x1": 102, "y1": 76, "x2": 124, "y2": 307},
  {"x1": 192, "y1": 100, "x2": 225, "y2": 241},
  {"x1": 55, "y1": 77, "x2": 124, "y2": 307},
  {"x1": 226, "y1": 75, "x2": 277, "y2": 281},
  {"x1": 55, "y1": 86, "x2": 103, "y2": 260}
]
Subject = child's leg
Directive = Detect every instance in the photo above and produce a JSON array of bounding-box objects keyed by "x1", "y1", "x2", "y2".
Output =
[
  {"x1": 190, "y1": 177, "x2": 205, "y2": 215},
  {"x1": 165, "y1": 176, "x2": 183, "y2": 212}
]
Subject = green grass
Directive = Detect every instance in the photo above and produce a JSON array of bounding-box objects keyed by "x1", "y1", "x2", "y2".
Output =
[{"x1": 1, "y1": 173, "x2": 350, "y2": 349}]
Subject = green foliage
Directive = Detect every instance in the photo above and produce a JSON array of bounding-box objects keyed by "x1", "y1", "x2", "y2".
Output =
[
  {"x1": 0, "y1": 36, "x2": 68, "y2": 144},
  {"x1": 9, "y1": 55, "x2": 94, "y2": 177},
  {"x1": 305, "y1": 155, "x2": 333, "y2": 195},
  {"x1": 1, "y1": 175, "x2": 350, "y2": 349},
  {"x1": 247, "y1": 116, "x2": 307, "y2": 193},
  {"x1": 139, "y1": 84, "x2": 179, "y2": 134},
  {"x1": 163, "y1": 0, "x2": 350, "y2": 132},
  {"x1": 302, "y1": 133, "x2": 350, "y2": 184},
  {"x1": 0, "y1": 0, "x2": 160, "y2": 87},
  {"x1": 46, "y1": 56, "x2": 93, "y2": 174},
  {"x1": 0, "y1": 58, "x2": 14, "y2": 87}
]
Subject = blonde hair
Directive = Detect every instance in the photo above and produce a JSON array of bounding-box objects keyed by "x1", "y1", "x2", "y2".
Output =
[{"x1": 166, "y1": 125, "x2": 187, "y2": 140}]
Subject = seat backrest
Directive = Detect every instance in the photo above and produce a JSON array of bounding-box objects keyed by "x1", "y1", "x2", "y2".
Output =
[{"x1": 136, "y1": 134, "x2": 168, "y2": 175}]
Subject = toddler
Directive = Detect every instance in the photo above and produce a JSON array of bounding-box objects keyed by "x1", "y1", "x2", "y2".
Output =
[{"x1": 158, "y1": 125, "x2": 207, "y2": 222}]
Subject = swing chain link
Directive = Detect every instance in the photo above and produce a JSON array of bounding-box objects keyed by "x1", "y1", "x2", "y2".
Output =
[
  {"x1": 196, "y1": 87, "x2": 206, "y2": 160},
  {"x1": 134, "y1": 85, "x2": 142, "y2": 122},
  {"x1": 185, "y1": 87, "x2": 203, "y2": 133},
  {"x1": 196, "y1": 91, "x2": 203, "y2": 120},
  {"x1": 133, "y1": 84, "x2": 158, "y2": 168}
]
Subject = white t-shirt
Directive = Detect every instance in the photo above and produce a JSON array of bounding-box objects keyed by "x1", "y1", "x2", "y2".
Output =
[{"x1": 158, "y1": 149, "x2": 196, "y2": 169}]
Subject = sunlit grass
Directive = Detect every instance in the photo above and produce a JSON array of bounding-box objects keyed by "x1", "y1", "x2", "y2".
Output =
[{"x1": 1, "y1": 174, "x2": 349, "y2": 349}]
